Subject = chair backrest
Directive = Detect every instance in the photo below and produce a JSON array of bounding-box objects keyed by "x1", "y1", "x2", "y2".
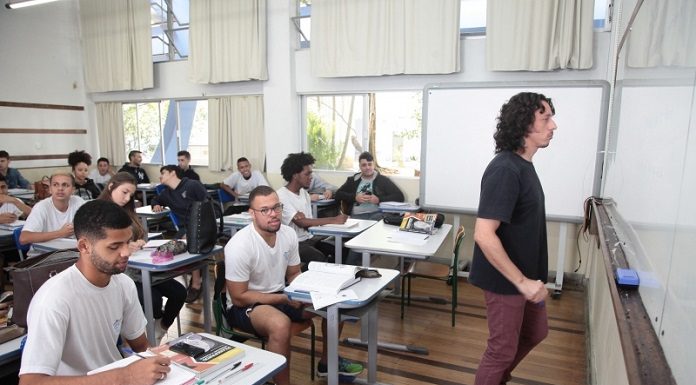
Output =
[
  {"x1": 452, "y1": 225, "x2": 466, "y2": 265},
  {"x1": 13, "y1": 226, "x2": 30, "y2": 261},
  {"x1": 218, "y1": 188, "x2": 235, "y2": 205}
]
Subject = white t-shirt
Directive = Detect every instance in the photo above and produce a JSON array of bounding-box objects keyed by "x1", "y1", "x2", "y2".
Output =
[
  {"x1": 224, "y1": 224, "x2": 300, "y2": 294},
  {"x1": 0, "y1": 200, "x2": 23, "y2": 216},
  {"x1": 222, "y1": 170, "x2": 268, "y2": 196},
  {"x1": 22, "y1": 195, "x2": 85, "y2": 256},
  {"x1": 19, "y1": 265, "x2": 147, "y2": 376},
  {"x1": 276, "y1": 186, "x2": 313, "y2": 242},
  {"x1": 89, "y1": 169, "x2": 112, "y2": 185}
]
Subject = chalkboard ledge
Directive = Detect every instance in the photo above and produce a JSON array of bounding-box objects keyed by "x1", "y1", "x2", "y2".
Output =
[{"x1": 591, "y1": 198, "x2": 675, "y2": 385}]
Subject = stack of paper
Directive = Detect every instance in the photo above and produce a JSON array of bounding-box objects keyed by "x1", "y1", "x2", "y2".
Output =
[{"x1": 380, "y1": 201, "x2": 419, "y2": 211}]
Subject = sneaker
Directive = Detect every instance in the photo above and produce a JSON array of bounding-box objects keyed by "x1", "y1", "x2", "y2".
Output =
[
  {"x1": 317, "y1": 356, "x2": 364, "y2": 378},
  {"x1": 185, "y1": 286, "x2": 201, "y2": 303}
]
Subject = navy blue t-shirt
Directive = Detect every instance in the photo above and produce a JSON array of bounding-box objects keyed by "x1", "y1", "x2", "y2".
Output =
[{"x1": 469, "y1": 151, "x2": 548, "y2": 295}]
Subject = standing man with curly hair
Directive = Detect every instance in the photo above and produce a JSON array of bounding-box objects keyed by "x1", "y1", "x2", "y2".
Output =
[{"x1": 469, "y1": 92, "x2": 557, "y2": 385}]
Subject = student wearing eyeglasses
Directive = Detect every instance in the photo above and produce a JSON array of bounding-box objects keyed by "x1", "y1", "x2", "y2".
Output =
[
  {"x1": 224, "y1": 186, "x2": 363, "y2": 385},
  {"x1": 276, "y1": 152, "x2": 349, "y2": 267}
]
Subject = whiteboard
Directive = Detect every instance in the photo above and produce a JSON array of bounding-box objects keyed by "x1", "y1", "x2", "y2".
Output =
[
  {"x1": 421, "y1": 81, "x2": 609, "y2": 221},
  {"x1": 602, "y1": 80, "x2": 696, "y2": 385}
]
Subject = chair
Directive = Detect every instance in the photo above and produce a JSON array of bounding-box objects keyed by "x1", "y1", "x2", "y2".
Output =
[
  {"x1": 213, "y1": 261, "x2": 315, "y2": 380},
  {"x1": 217, "y1": 188, "x2": 235, "y2": 206},
  {"x1": 401, "y1": 225, "x2": 465, "y2": 327},
  {"x1": 13, "y1": 226, "x2": 30, "y2": 261}
]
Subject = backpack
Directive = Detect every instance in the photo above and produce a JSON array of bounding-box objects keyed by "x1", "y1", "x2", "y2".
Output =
[{"x1": 186, "y1": 199, "x2": 224, "y2": 254}]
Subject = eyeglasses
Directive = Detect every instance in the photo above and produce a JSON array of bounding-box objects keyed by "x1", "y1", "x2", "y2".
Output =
[{"x1": 250, "y1": 203, "x2": 283, "y2": 216}]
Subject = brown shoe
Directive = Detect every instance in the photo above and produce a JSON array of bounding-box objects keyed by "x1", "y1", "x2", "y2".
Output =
[{"x1": 185, "y1": 286, "x2": 201, "y2": 303}]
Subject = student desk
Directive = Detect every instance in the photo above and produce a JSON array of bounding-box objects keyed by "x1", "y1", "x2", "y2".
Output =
[
  {"x1": 32, "y1": 238, "x2": 78, "y2": 253},
  {"x1": 7, "y1": 188, "x2": 34, "y2": 201},
  {"x1": 0, "y1": 335, "x2": 23, "y2": 378},
  {"x1": 128, "y1": 247, "x2": 221, "y2": 346},
  {"x1": 286, "y1": 267, "x2": 399, "y2": 385},
  {"x1": 311, "y1": 198, "x2": 336, "y2": 218},
  {"x1": 344, "y1": 220, "x2": 452, "y2": 355},
  {"x1": 136, "y1": 183, "x2": 157, "y2": 206},
  {"x1": 135, "y1": 205, "x2": 171, "y2": 232},
  {"x1": 204, "y1": 333, "x2": 286, "y2": 384},
  {"x1": 222, "y1": 214, "x2": 252, "y2": 236},
  {"x1": 308, "y1": 219, "x2": 377, "y2": 264},
  {"x1": 93, "y1": 332, "x2": 285, "y2": 385}
]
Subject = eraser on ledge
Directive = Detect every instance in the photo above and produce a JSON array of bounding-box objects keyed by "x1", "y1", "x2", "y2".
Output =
[{"x1": 616, "y1": 268, "x2": 640, "y2": 287}]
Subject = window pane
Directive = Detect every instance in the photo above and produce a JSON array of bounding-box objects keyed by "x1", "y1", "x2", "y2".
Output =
[
  {"x1": 123, "y1": 104, "x2": 139, "y2": 159},
  {"x1": 460, "y1": 0, "x2": 486, "y2": 33},
  {"x1": 136, "y1": 102, "x2": 165, "y2": 164},
  {"x1": 306, "y1": 95, "x2": 366, "y2": 171},
  {"x1": 179, "y1": 100, "x2": 209, "y2": 166},
  {"x1": 373, "y1": 92, "x2": 422, "y2": 176},
  {"x1": 150, "y1": 0, "x2": 189, "y2": 61}
]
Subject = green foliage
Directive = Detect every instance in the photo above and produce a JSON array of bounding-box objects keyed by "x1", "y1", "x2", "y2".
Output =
[{"x1": 307, "y1": 112, "x2": 341, "y2": 169}]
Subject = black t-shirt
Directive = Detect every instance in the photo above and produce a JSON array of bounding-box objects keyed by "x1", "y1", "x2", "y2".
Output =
[{"x1": 469, "y1": 151, "x2": 548, "y2": 295}]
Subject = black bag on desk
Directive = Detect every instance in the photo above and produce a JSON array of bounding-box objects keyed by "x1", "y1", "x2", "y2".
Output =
[
  {"x1": 187, "y1": 200, "x2": 223, "y2": 254},
  {"x1": 8, "y1": 250, "x2": 79, "y2": 328}
]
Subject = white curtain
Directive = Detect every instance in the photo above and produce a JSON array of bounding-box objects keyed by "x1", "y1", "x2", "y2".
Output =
[
  {"x1": 96, "y1": 102, "x2": 127, "y2": 166},
  {"x1": 311, "y1": 0, "x2": 460, "y2": 77},
  {"x1": 79, "y1": 0, "x2": 153, "y2": 92},
  {"x1": 486, "y1": 0, "x2": 594, "y2": 71},
  {"x1": 627, "y1": 0, "x2": 696, "y2": 68},
  {"x1": 208, "y1": 96, "x2": 265, "y2": 172},
  {"x1": 189, "y1": 0, "x2": 268, "y2": 83}
]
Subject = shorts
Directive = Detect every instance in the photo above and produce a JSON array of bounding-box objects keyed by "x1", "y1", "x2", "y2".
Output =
[{"x1": 225, "y1": 301, "x2": 307, "y2": 335}]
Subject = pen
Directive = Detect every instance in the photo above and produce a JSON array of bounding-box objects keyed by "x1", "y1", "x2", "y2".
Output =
[
  {"x1": 218, "y1": 363, "x2": 253, "y2": 383},
  {"x1": 205, "y1": 361, "x2": 241, "y2": 383}
]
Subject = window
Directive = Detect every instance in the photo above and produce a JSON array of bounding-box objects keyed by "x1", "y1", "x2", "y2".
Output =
[
  {"x1": 294, "y1": 0, "x2": 612, "y2": 45},
  {"x1": 122, "y1": 99, "x2": 209, "y2": 165},
  {"x1": 303, "y1": 91, "x2": 422, "y2": 176},
  {"x1": 151, "y1": 0, "x2": 190, "y2": 62}
]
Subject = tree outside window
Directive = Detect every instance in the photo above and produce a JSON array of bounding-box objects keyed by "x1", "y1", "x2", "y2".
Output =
[{"x1": 304, "y1": 91, "x2": 422, "y2": 176}]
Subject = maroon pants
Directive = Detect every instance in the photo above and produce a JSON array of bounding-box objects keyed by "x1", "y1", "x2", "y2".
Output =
[{"x1": 474, "y1": 290, "x2": 548, "y2": 385}]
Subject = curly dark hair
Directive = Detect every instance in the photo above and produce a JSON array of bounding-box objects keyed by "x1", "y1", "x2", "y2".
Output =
[
  {"x1": 494, "y1": 92, "x2": 555, "y2": 153},
  {"x1": 280, "y1": 152, "x2": 315, "y2": 182},
  {"x1": 67, "y1": 150, "x2": 92, "y2": 169}
]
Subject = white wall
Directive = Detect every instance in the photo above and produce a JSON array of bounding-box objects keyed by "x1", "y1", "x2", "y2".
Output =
[{"x1": 0, "y1": 0, "x2": 94, "y2": 169}]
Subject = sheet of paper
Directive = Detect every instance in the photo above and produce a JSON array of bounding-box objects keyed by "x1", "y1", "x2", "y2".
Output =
[
  {"x1": 144, "y1": 239, "x2": 173, "y2": 248},
  {"x1": 88, "y1": 352, "x2": 195, "y2": 385},
  {"x1": 321, "y1": 219, "x2": 359, "y2": 229},
  {"x1": 387, "y1": 230, "x2": 429, "y2": 246},
  {"x1": 310, "y1": 289, "x2": 358, "y2": 310}
]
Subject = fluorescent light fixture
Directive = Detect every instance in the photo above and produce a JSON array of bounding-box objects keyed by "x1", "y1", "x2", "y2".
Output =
[{"x1": 5, "y1": 0, "x2": 62, "y2": 9}]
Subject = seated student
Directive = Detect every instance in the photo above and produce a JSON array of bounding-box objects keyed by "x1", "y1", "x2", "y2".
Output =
[
  {"x1": 220, "y1": 157, "x2": 268, "y2": 215},
  {"x1": 336, "y1": 151, "x2": 404, "y2": 220},
  {"x1": 18, "y1": 200, "x2": 171, "y2": 385},
  {"x1": 151, "y1": 165, "x2": 208, "y2": 303},
  {"x1": 225, "y1": 186, "x2": 363, "y2": 385},
  {"x1": 98, "y1": 172, "x2": 186, "y2": 344},
  {"x1": 308, "y1": 172, "x2": 337, "y2": 201},
  {"x1": 68, "y1": 150, "x2": 101, "y2": 200},
  {"x1": 0, "y1": 174, "x2": 32, "y2": 223},
  {"x1": 277, "y1": 152, "x2": 348, "y2": 266},
  {"x1": 89, "y1": 157, "x2": 115, "y2": 186},
  {"x1": 177, "y1": 150, "x2": 200, "y2": 181},
  {"x1": 20, "y1": 173, "x2": 85, "y2": 257},
  {"x1": 119, "y1": 150, "x2": 151, "y2": 184},
  {"x1": 0, "y1": 150, "x2": 32, "y2": 190}
]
